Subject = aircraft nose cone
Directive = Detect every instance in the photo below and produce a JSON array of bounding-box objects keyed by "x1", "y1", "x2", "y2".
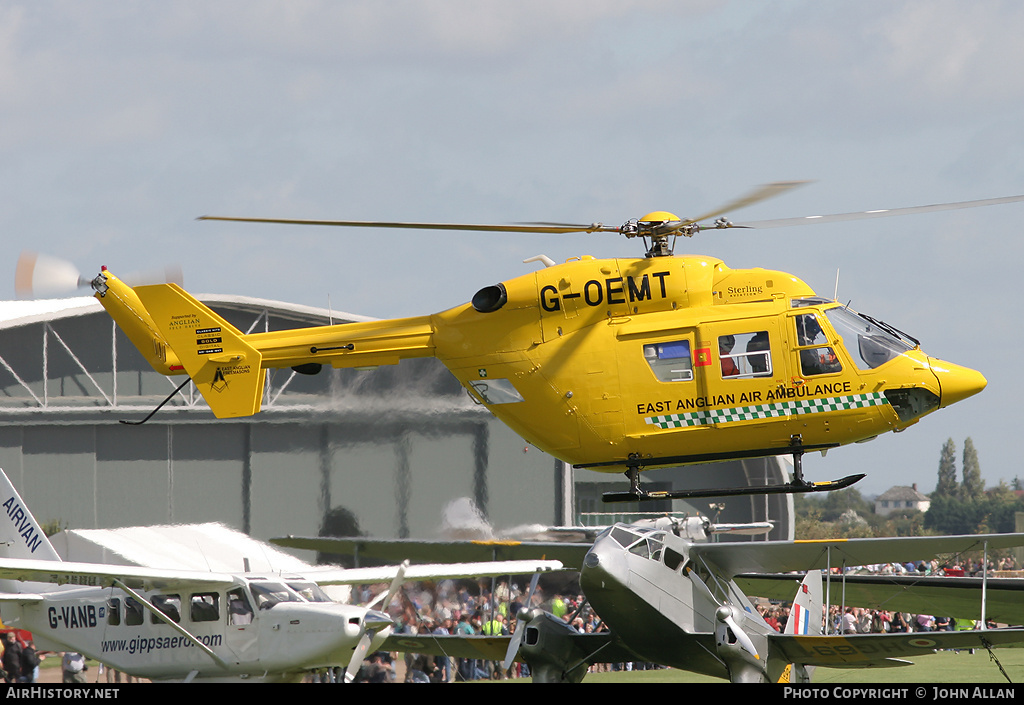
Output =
[
  {"x1": 580, "y1": 540, "x2": 626, "y2": 591},
  {"x1": 931, "y1": 358, "x2": 987, "y2": 408}
]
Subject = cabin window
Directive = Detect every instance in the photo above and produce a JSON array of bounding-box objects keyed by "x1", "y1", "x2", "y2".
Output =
[
  {"x1": 151, "y1": 594, "x2": 181, "y2": 624},
  {"x1": 795, "y1": 314, "x2": 842, "y2": 376},
  {"x1": 190, "y1": 593, "x2": 220, "y2": 623},
  {"x1": 663, "y1": 548, "x2": 686, "y2": 572},
  {"x1": 125, "y1": 597, "x2": 144, "y2": 626},
  {"x1": 644, "y1": 340, "x2": 693, "y2": 382},
  {"x1": 107, "y1": 598, "x2": 121, "y2": 626},
  {"x1": 718, "y1": 332, "x2": 772, "y2": 379},
  {"x1": 228, "y1": 588, "x2": 253, "y2": 625}
]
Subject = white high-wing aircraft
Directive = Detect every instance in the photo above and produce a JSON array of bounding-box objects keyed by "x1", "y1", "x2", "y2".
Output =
[{"x1": 0, "y1": 469, "x2": 562, "y2": 683}]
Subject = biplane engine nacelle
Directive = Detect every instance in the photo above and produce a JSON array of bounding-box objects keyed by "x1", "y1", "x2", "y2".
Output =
[{"x1": 514, "y1": 608, "x2": 591, "y2": 684}]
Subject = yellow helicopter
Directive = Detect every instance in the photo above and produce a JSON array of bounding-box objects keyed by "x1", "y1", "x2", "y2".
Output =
[{"x1": 82, "y1": 183, "x2": 1017, "y2": 502}]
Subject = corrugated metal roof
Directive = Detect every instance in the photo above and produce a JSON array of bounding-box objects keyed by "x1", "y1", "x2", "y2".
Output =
[{"x1": 0, "y1": 294, "x2": 376, "y2": 330}]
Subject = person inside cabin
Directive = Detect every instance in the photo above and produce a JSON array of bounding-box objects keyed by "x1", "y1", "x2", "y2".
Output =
[
  {"x1": 746, "y1": 331, "x2": 770, "y2": 374},
  {"x1": 719, "y1": 335, "x2": 738, "y2": 377},
  {"x1": 796, "y1": 314, "x2": 841, "y2": 375}
]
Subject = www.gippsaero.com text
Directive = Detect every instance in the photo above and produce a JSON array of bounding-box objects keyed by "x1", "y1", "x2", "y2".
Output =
[{"x1": 102, "y1": 634, "x2": 222, "y2": 655}]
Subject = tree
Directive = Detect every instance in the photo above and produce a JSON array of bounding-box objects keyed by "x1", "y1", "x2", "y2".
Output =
[
  {"x1": 961, "y1": 436, "x2": 984, "y2": 501},
  {"x1": 934, "y1": 438, "x2": 958, "y2": 497}
]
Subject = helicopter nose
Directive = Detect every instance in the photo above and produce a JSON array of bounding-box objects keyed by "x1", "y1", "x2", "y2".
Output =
[{"x1": 930, "y1": 358, "x2": 987, "y2": 408}]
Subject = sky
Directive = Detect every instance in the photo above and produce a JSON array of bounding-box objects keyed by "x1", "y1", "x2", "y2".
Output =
[{"x1": 2, "y1": 1, "x2": 1023, "y2": 497}]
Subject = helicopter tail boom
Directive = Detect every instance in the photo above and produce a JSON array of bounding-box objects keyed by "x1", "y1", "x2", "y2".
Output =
[
  {"x1": 90, "y1": 270, "x2": 185, "y2": 377},
  {"x1": 93, "y1": 270, "x2": 438, "y2": 419}
]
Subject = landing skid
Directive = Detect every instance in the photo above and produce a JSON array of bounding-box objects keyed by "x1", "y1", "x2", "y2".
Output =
[
  {"x1": 601, "y1": 436, "x2": 864, "y2": 504},
  {"x1": 602, "y1": 473, "x2": 865, "y2": 503}
]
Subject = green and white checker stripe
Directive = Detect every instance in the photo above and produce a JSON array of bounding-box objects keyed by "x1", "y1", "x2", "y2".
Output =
[{"x1": 644, "y1": 392, "x2": 889, "y2": 429}]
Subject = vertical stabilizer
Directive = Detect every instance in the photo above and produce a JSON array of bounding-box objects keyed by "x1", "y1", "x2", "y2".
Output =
[
  {"x1": 0, "y1": 469, "x2": 61, "y2": 564},
  {"x1": 132, "y1": 283, "x2": 266, "y2": 418},
  {"x1": 785, "y1": 570, "x2": 823, "y2": 635},
  {"x1": 773, "y1": 570, "x2": 823, "y2": 683}
]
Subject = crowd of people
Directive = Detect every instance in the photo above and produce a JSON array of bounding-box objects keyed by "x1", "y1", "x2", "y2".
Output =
[
  {"x1": 344, "y1": 577, "x2": 636, "y2": 682},
  {"x1": 346, "y1": 554, "x2": 1018, "y2": 682}
]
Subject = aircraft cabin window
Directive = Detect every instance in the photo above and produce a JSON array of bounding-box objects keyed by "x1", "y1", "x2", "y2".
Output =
[
  {"x1": 718, "y1": 332, "x2": 772, "y2": 378},
  {"x1": 228, "y1": 588, "x2": 253, "y2": 625},
  {"x1": 107, "y1": 598, "x2": 121, "y2": 626},
  {"x1": 125, "y1": 597, "x2": 144, "y2": 626},
  {"x1": 663, "y1": 548, "x2": 686, "y2": 572},
  {"x1": 795, "y1": 314, "x2": 842, "y2": 376},
  {"x1": 644, "y1": 340, "x2": 693, "y2": 382},
  {"x1": 151, "y1": 594, "x2": 182, "y2": 624},
  {"x1": 190, "y1": 593, "x2": 220, "y2": 623}
]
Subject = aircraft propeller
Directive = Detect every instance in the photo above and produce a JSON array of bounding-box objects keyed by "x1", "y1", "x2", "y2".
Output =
[
  {"x1": 502, "y1": 570, "x2": 543, "y2": 673},
  {"x1": 344, "y1": 560, "x2": 408, "y2": 683},
  {"x1": 685, "y1": 566, "x2": 759, "y2": 662},
  {"x1": 714, "y1": 604, "x2": 760, "y2": 663}
]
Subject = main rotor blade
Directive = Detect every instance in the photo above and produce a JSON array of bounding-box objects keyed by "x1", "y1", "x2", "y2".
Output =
[
  {"x1": 685, "y1": 180, "x2": 809, "y2": 226},
  {"x1": 198, "y1": 216, "x2": 613, "y2": 234},
  {"x1": 733, "y1": 193, "x2": 1024, "y2": 229}
]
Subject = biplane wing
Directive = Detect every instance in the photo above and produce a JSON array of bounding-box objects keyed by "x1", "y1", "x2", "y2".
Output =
[
  {"x1": 737, "y1": 572, "x2": 1024, "y2": 625},
  {"x1": 302, "y1": 559, "x2": 565, "y2": 586},
  {"x1": 380, "y1": 630, "x2": 635, "y2": 664},
  {"x1": 690, "y1": 533, "x2": 1024, "y2": 578},
  {"x1": 272, "y1": 535, "x2": 590, "y2": 570},
  {"x1": 768, "y1": 628, "x2": 1024, "y2": 668}
]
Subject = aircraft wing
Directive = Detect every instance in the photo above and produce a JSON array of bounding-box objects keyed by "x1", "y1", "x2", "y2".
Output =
[
  {"x1": 768, "y1": 628, "x2": 1024, "y2": 668},
  {"x1": 0, "y1": 557, "x2": 238, "y2": 591},
  {"x1": 383, "y1": 633, "x2": 512, "y2": 661},
  {"x1": 737, "y1": 573, "x2": 1024, "y2": 624},
  {"x1": 272, "y1": 535, "x2": 590, "y2": 569},
  {"x1": 381, "y1": 631, "x2": 635, "y2": 664},
  {"x1": 690, "y1": 533, "x2": 1024, "y2": 577},
  {"x1": 304, "y1": 559, "x2": 564, "y2": 586}
]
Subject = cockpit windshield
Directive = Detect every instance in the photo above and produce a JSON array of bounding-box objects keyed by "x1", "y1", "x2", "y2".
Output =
[
  {"x1": 606, "y1": 524, "x2": 665, "y2": 561},
  {"x1": 249, "y1": 581, "x2": 304, "y2": 610},
  {"x1": 287, "y1": 581, "x2": 333, "y2": 603},
  {"x1": 823, "y1": 306, "x2": 915, "y2": 370}
]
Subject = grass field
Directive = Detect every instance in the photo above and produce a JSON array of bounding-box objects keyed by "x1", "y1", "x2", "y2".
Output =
[{"x1": 506, "y1": 648, "x2": 1024, "y2": 683}]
